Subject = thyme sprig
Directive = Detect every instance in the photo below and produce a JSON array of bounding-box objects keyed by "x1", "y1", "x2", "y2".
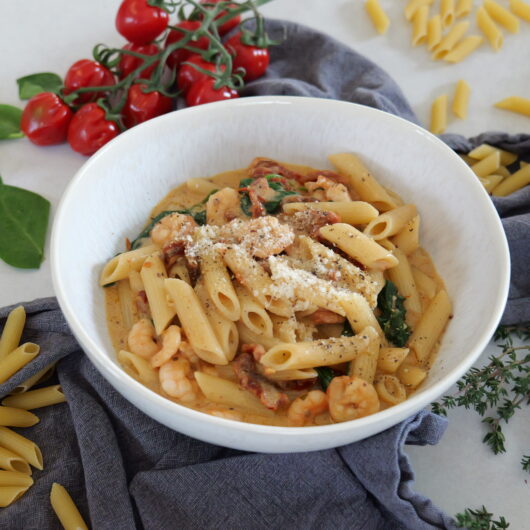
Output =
[
  {"x1": 454, "y1": 506, "x2": 510, "y2": 529},
  {"x1": 432, "y1": 322, "x2": 530, "y2": 470}
]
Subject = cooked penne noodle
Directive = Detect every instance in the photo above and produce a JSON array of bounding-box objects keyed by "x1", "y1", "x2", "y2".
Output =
[
  {"x1": 2, "y1": 385, "x2": 66, "y2": 411},
  {"x1": 50, "y1": 483, "x2": 89, "y2": 530},
  {"x1": 0, "y1": 485, "x2": 32, "y2": 508},
  {"x1": 377, "y1": 347, "x2": 410, "y2": 373},
  {"x1": 117, "y1": 279, "x2": 135, "y2": 331},
  {"x1": 261, "y1": 330, "x2": 371, "y2": 371},
  {"x1": 141, "y1": 254, "x2": 176, "y2": 335},
  {"x1": 484, "y1": 0, "x2": 520, "y2": 33},
  {"x1": 282, "y1": 201, "x2": 379, "y2": 225},
  {"x1": 430, "y1": 94, "x2": 448, "y2": 134},
  {"x1": 391, "y1": 215, "x2": 420, "y2": 256},
  {"x1": 165, "y1": 279, "x2": 227, "y2": 365},
  {"x1": 118, "y1": 350, "x2": 159, "y2": 387},
  {"x1": 11, "y1": 364, "x2": 55, "y2": 395},
  {"x1": 328, "y1": 153, "x2": 397, "y2": 211},
  {"x1": 455, "y1": 0, "x2": 472, "y2": 18},
  {"x1": 0, "y1": 470, "x2": 33, "y2": 487},
  {"x1": 495, "y1": 96, "x2": 530, "y2": 118},
  {"x1": 397, "y1": 363, "x2": 428, "y2": 388},
  {"x1": 194, "y1": 372, "x2": 274, "y2": 416},
  {"x1": 510, "y1": 0, "x2": 530, "y2": 22},
  {"x1": 411, "y1": 266, "x2": 437, "y2": 302},
  {"x1": 0, "y1": 306, "x2": 25, "y2": 361},
  {"x1": 0, "y1": 446, "x2": 31, "y2": 475},
  {"x1": 471, "y1": 151, "x2": 501, "y2": 178},
  {"x1": 477, "y1": 6, "x2": 504, "y2": 50},
  {"x1": 405, "y1": 0, "x2": 434, "y2": 21},
  {"x1": 264, "y1": 368, "x2": 318, "y2": 381},
  {"x1": 452, "y1": 80, "x2": 471, "y2": 119},
  {"x1": 340, "y1": 295, "x2": 384, "y2": 336},
  {"x1": 0, "y1": 406, "x2": 39, "y2": 427},
  {"x1": 479, "y1": 175, "x2": 504, "y2": 193},
  {"x1": 100, "y1": 245, "x2": 158, "y2": 286},
  {"x1": 408, "y1": 289, "x2": 452, "y2": 363},
  {"x1": 0, "y1": 343, "x2": 40, "y2": 384},
  {"x1": 491, "y1": 164, "x2": 530, "y2": 196},
  {"x1": 168, "y1": 260, "x2": 191, "y2": 284},
  {"x1": 201, "y1": 250, "x2": 241, "y2": 321},
  {"x1": 365, "y1": 0, "x2": 390, "y2": 34},
  {"x1": 349, "y1": 327, "x2": 380, "y2": 383},
  {"x1": 236, "y1": 322, "x2": 281, "y2": 350},
  {"x1": 375, "y1": 375, "x2": 407, "y2": 404},
  {"x1": 270, "y1": 315, "x2": 297, "y2": 343},
  {"x1": 432, "y1": 21, "x2": 470, "y2": 60},
  {"x1": 427, "y1": 14, "x2": 443, "y2": 50},
  {"x1": 468, "y1": 144, "x2": 518, "y2": 166},
  {"x1": 412, "y1": 5, "x2": 429, "y2": 46},
  {"x1": 364, "y1": 204, "x2": 417, "y2": 240},
  {"x1": 233, "y1": 284, "x2": 273, "y2": 338},
  {"x1": 444, "y1": 35, "x2": 483, "y2": 63},
  {"x1": 320, "y1": 223, "x2": 398, "y2": 270},
  {"x1": 185, "y1": 177, "x2": 218, "y2": 195},
  {"x1": 0, "y1": 427, "x2": 43, "y2": 470}
]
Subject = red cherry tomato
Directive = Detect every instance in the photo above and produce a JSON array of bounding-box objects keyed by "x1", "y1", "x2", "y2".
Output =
[
  {"x1": 186, "y1": 78, "x2": 238, "y2": 107},
  {"x1": 225, "y1": 33, "x2": 269, "y2": 82},
  {"x1": 165, "y1": 21, "x2": 210, "y2": 71},
  {"x1": 20, "y1": 92, "x2": 73, "y2": 146},
  {"x1": 64, "y1": 59, "x2": 116, "y2": 104},
  {"x1": 201, "y1": 0, "x2": 241, "y2": 35},
  {"x1": 123, "y1": 84, "x2": 173, "y2": 128},
  {"x1": 67, "y1": 103, "x2": 119, "y2": 156},
  {"x1": 119, "y1": 43, "x2": 160, "y2": 80},
  {"x1": 178, "y1": 55, "x2": 225, "y2": 95},
  {"x1": 116, "y1": 0, "x2": 169, "y2": 45}
]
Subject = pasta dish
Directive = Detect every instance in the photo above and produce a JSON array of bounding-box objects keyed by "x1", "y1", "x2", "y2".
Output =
[{"x1": 101, "y1": 155, "x2": 452, "y2": 426}]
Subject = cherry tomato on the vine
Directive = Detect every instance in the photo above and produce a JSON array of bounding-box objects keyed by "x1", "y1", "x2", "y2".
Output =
[
  {"x1": 123, "y1": 84, "x2": 173, "y2": 128},
  {"x1": 200, "y1": 0, "x2": 241, "y2": 36},
  {"x1": 165, "y1": 21, "x2": 210, "y2": 71},
  {"x1": 225, "y1": 33, "x2": 269, "y2": 82},
  {"x1": 119, "y1": 43, "x2": 160, "y2": 80},
  {"x1": 20, "y1": 92, "x2": 73, "y2": 146},
  {"x1": 116, "y1": 0, "x2": 169, "y2": 45},
  {"x1": 178, "y1": 55, "x2": 225, "y2": 95},
  {"x1": 64, "y1": 59, "x2": 116, "y2": 104},
  {"x1": 67, "y1": 103, "x2": 119, "y2": 156},
  {"x1": 186, "y1": 78, "x2": 238, "y2": 107}
]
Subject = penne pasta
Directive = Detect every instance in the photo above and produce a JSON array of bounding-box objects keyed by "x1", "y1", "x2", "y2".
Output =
[
  {"x1": 491, "y1": 164, "x2": 530, "y2": 196},
  {"x1": 427, "y1": 14, "x2": 443, "y2": 50},
  {"x1": 452, "y1": 80, "x2": 471, "y2": 119},
  {"x1": 391, "y1": 215, "x2": 420, "y2": 256},
  {"x1": 468, "y1": 144, "x2": 518, "y2": 166},
  {"x1": 233, "y1": 284, "x2": 273, "y2": 338},
  {"x1": 100, "y1": 245, "x2": 158, "y2": 286},
  {"x1": 349, "y1": 327, "x2": 380, "y2": 383},
  {"x1": 471, "y1": 151, "x2": 501, "y2": 178},
  {"x1": 429, "y1": 94, "x2": 448, "y2": 134},
  {"x1": 282, "y1": 201, "x2": 379, "y2": 225},
  {"x1": 50, "y1": 483, "x2": 89, "y2": 530},
  {"x1": 377, "y1": 347, "x2": 410, "y2": 373},
  {"x1": 412, "y1": 6, "x2": 429, "y2": 46},
  {"x1": 0, "y1": 446, "x2": 31, "y2": 475},
  {"x1": 411, "y1": 266, "x2": 437, "y2": 302},
  {"x1": 0, "y1": 306, "x2": 25, "y2": 360},
  {"x1": 2, "y1": 385, "x2": 66, "y2": 411},
  {"x1": 340, "y1": 294, "x2": 384, "y2": 337},
  {"x1": 363, "y1": 204, "x2": 417, "y2": 240},
  {"x1": 365, "y1": 0, "x2": 390, "y2": 35},
  {"x1": 375, "y1": 375, "x2": 407, "y2": 404},
  {"x1": 0, "y1": 343, "x2": 40, "y2": 384},
  {"x1": 432, "y1": 21, "x2": 470, "y2": 60},
  {"x1": 455, "y1": 0, "x2": 472, "y2": 18},
  {"x1": 444, "y1": 35, "x2": 483, "y2": 63},
  {"x1": 397, "y1": 363, "x2": 428, "y2": 388},
  {"x1": 510, "y1": 0, "x2": 530, "y2": 22},
  {"x1": 0, "y1": 470, "x2": 33, "y2": 487},
  {"x1": 405, "y1": 0, "x2": 434, "y2": 21},
  {"x1": 0, "y1": 485, "x2": 32, "y2": 508},
  {"x1": 0, "y1": 406, "x2": 39, "y2": 427},
  {"x1": 0, "y1": 427, "x2": 43, "y2": 470},
  {"x1": 440, "y1": 0, "x2": 455, "y2": 28},
  {"x1": 484, "y1": 0, "x2": 520, "y2": 33},
  {"x1": 117, "y1": 279, "x2": 135, "y2": 331},
  {"x1": 236, "y1": 322, "x2": 281, "y2": 350},
  {"x1": 11, "y1": 364, "x2": 55, "y2": 394},
  {"x1": 479, "y1": 175, "x2": 504, "y2": 194},
  {"x1": 495, "y1": 96, "x2": 530, "y2": 118},
  {"x1": 118, "y1": 350, "x2": 159, "y2": 388},
  {"x1": 168, "y1": 260, "x2": 191, "y2": 284},
  {"x1": 477, "y1": 6, "x2": 504, "y2": 51}
]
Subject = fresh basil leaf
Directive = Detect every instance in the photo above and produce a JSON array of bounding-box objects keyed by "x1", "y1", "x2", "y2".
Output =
[
  {"x1": 0, "y1": 105, "x2": 24, "y2": 140},
  {"x1": 0, "y1": 176, "x2": 50, "y2": 269},
  {"x1": 377, "y1": 280, "x2": 411, "y2": 347},
  {"x1": 16, "y1": 73, "x2": 63, "y2": 100},
  {"x1": 315, "y1": 367, "x2": 335, "y2": 391},
  {"x1": 263, "y1": 190, "x2": 298, "y2": 214},
  {"x1": 130, "y1": 210, "x2": 177, "y2": 250}
]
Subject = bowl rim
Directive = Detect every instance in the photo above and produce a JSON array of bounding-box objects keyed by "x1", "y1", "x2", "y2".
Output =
[{"x1": 51, "y1": 95, "x2": 511, "y2": 436}]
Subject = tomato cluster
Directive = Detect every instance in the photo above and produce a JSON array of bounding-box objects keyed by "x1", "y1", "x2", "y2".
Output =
[{"x1": 20, "y1": 0, "x2": 273, "y2": 156}]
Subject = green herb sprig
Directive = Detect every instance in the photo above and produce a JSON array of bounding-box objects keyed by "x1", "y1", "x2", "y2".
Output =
[{"x1": 454, "y1": 506, "x2": 510, "y2": 529}]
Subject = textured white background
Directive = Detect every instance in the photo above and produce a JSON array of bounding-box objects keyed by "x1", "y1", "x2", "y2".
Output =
[{"x1": 0, "y1": 0, "x2": 529, "y2": 525}]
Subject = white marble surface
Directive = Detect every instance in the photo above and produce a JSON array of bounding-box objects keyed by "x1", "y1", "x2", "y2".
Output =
[{"x1": 0, "y1": 0, "x2": 529, "y2": 525}]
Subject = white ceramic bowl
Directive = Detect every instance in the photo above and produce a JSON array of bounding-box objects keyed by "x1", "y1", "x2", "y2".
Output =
[{"x1": 51, "y1": 96, "x2": 510, "y2": 453}]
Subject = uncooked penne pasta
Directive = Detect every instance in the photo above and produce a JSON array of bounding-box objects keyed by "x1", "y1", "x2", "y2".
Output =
[
  {"x1": 452, "y1": 81, "x2": 471, "y2": 119},
  {"x1": 0, "y1": 427, "x2": 43, "y2": 470},
  {"x1": 377, "y1": 347, "x2": 410, "y2": 373},
  {"x1": 2, "y1": 385, "x2": 66, "y2": 411},
  {"x1": 118, "y1": 350, "x2": 159, "y2": 387},
  {"x1": 0, "y1": 446, "x2": 31, "y2": 475},
  {"x1": 477, "y1": 6, "x2": 504, "y2": 50},
  {"x1": 375, "y1": 375, "x2": 407, "y2": 404},
  {"x1": 0, "y1": 306, "x2": 26, "y2": 361},
  {"x1": 495, "y1": 165, "x2": 512, "y2": 178},
  {"x1": 430, "y1": 94, "x2": 448, "y2": 134},
  {"x1": 0, "y1": 485, "x2": 32, "y2": 508},
  {"x1": 471, "y1": 151, "x2": 501, "y2": 178},
  {"x1": 405, "y1": 0, "x2": 434, "y2": 21},
  {"x1": 0, "y1": 406, "x2": 39, "y2": 427},
  {"x1": 510, "y1": 0, "x2": 530, "y2": 22},
  {"x1": 0, "y1": 343, "x2": 40, "y2": 384},
  {"x1": 11, "y1": 364, "x2": 55, "y2": 394},
  {"x1": 455, "y1": 0, "x2": 472, "y2": 18},
  {"x1": 484, "y1": 0, "x2": 520, "y2": 33},
  {"x1": 440, "y1": 0, "x2": 455, "y2": 28},
  {"x1": 319, "y1": 223, "x2": 398, "y2": 270},
  {"x1": 468, "y1": 144, "x2": 518, "y2": 165},
  {"x1": 427, "y1": 14, "x2": 442, "y2": 50},
  {"x1": 0, "y1": 470, "x2": 33, "y2": 487},
  {"x1": 495, "y1": 96, "x2": 530, "y2": 118},
  {"x1": 364, "y1": 204, "x2": 417, "y2": 240},
  {"x1": 100, "y1": 245, "x2": 158, "y2": 286},
  {"x1": 444, "y1": 35, "x2": 483, "y2": 63},
  {"x1": 492, "y1": 164, "x2": 530, "y2": 196},
  {"x1": 412, "y1": 6, "x2": 429, "y2": 46},
  {"x1": 391, "y1": 215, "x2": 420, "y2": 256},
  {"x1": 365, "y1": 0, "x2": 390, "y2": 35},
  {"x1": 432, "y1": 21, "x2": 470, "y2": 60},
  {"x1": 50, "y1": 483, "x2": 89, "y2": 530},
  {"x1": 282, "y1": 201, "x2": 379, "y2": 225},
  {"x1": 480, "y1": 175, "x2": 504, "y2": 193}
]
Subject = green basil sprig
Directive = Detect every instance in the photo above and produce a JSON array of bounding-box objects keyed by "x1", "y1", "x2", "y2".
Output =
[
  {"x1": 16, "y1": 73, "x2": 63, "y2": 100},
  {"x1": 0, "y1": 105, "x2": 24, "y2": 140}
]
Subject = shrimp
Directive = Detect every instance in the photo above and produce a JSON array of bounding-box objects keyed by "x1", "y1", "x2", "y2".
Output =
[
  {"x1": 177, "y1": 340, "x2": 200, "y2": 365},
  {"x1": 287, "y1": 390, "x2": 328, "y2": 426},
  {"x1": 128, "y1": 318, "x2": 159, "y2": 359},
  {"x1": 206, "y1": 188, "x2": 244, "y2": 225},
  {"x1": 150, "y1": 212, "x2": 197, "y2": 247},
  {"x1": 159, "y1": 358, "x2": 199, "y2": 403},
  {"x1": 150, "y1": 325, "x2": 181, "y2": 368},
  {"x1": 306, "y1": 176, "x2": 352, "y2": 202},
  {"x1": 327, "y1": 376, "x2": 380, "y2": 422}
]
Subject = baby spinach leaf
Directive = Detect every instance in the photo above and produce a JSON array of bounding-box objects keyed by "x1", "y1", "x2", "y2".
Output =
[
  {"x1": 0, "y1": 105, "x2": 24, "y2": 140},
  {"x1": 315, "y1": 366, "x2": 336, "y2": 391},
  {"x1": 263, "y1": 189, "x2": 298, "y2": 214},
  {"x1": 16, "y1": 73, "x2": 63, "y2": 100},
  {"x1": 240, "y1": 194, "x2": 252, "y2": 217},
  {"x1": 0, "y1": 176, "x2": 50, "y2": 269},
  {"x1": 130, "y1": 210, "x2": 178, "y2": 250},
  {"x1": 377, "y1": 280, "x2": 411, "y2": 347}
]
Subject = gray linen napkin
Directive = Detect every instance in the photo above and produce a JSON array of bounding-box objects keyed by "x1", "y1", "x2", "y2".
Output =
[{"x1": 1, "y1": 18, "x2": 528, "y2": 530}]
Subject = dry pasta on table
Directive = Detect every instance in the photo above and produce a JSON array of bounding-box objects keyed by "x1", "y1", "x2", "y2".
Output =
[{"x1": 102, "y1": 155, "x2": 452, "y2": 426}]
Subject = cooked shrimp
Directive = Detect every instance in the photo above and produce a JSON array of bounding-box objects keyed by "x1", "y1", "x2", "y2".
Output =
[
  {"x1": 327, "y1": 376, "x2": 379, "y2": 422},
  {"x1": 159, "y1": 358, "x2": 199, "y2": 403},
  {"x1": 128, "y1": 318, "x2": 159, "y2": 359},
  {"x1": 306, "y1": 176, "x2": 352, "y2": 202},
  {"x1": 150, "y1": 212, "x2": 197, "y2": 247},
  {"x1": 287, "y1": 390, "x2": 328, "y2": 426},
  {"x1": 150, "y1": 325, "x2": 181, "y2": 368},
  {"x1": 206, "y1": 188, "x2": 244, "y2": 226},
  {"x1": 177, "y1": 340, "x2": 200, "y2": 365}
]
